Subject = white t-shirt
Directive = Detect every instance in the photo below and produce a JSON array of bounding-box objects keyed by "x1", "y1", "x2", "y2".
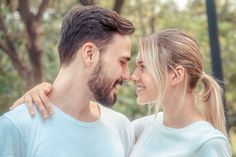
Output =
[
  {"x1": 130, "y1": 112, "x2": 231, "y2": 157},
  {"x1": 0, "y1": 103, "x2": 134, "y2": 157}
]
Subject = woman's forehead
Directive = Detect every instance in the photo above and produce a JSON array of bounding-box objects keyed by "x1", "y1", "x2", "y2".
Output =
[{"x1": 135, "y1": 52, "x2": 144, "y2": 65}]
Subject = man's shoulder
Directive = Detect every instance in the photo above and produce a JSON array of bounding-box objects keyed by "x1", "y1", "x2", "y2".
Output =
[
  {"x1": 99, "y1": 105, "x2": 131, "y2": 127},
  {"x1": 2, "y1": 104, "x2": 42, "y2": 136},
  {"x1": 132, "y1": 114, "x2": 157, "y2": 125},
  {"x1": 99, "y1": 105, "x2": 134, "y2": 154},
  {"x1": 0, "y1": 112, "x2": 26, "y2": 156},
  {"x1": 4, "y1": 104, "x2": 34, "y2": 123},
  {"x1": 100, "y1": 105, "x2": 129, "y2": 120}
]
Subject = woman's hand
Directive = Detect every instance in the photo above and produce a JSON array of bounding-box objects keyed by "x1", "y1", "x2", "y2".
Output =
[{"x1": 10, "y1": 82, "x2": 53, "y2": 119}]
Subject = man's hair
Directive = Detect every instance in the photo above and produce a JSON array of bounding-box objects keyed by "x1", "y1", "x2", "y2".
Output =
[{"x1": 58, "y1": 5, "x2": 135, "y2": 64}]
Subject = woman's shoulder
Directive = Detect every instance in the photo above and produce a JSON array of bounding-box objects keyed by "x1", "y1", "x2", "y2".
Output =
[
  {"x1": 190, "y1": 121, "x2": 231, "y2": 156},
  {"x1": 196, "y1": 133, "x2": 232, "y2": 157}
]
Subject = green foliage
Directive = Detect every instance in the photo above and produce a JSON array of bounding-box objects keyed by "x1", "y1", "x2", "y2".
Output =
[{"x1": 0, "y1": 53, "x2": 24, "y2": 115}]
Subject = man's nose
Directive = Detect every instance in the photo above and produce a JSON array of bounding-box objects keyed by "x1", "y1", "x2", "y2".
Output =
[{"x1": 121, "y1": 69, "x2": 131, "y2": 81}]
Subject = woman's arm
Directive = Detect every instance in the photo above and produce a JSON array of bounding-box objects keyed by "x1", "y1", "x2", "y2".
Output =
[{"x1": 10, "y1": 82, "x2": 53, "y2": 119}]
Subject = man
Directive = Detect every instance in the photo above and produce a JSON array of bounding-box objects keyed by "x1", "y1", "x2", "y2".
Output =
[{"x1": 0, "y1": 6, "x2": 135, "y2": 157}]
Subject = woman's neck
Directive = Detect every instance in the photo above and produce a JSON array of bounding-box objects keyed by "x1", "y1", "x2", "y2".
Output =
[{"x1": 162, "y1": 92, "x2": 205, "y2": 128}]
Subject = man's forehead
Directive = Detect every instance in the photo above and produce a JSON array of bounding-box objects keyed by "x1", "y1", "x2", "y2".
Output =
[{"x1": 105, "y1": 34, "x2": 132, "y2": 56}]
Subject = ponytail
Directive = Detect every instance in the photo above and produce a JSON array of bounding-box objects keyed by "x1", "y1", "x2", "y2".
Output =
[{"x1": 200, "y1": 73, "x2": 227, "y2": 137}]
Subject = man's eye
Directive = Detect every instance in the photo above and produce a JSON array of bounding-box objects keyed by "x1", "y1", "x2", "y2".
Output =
[{"x1": 120, "y1": 61, "x2": 126, "y2": 65}]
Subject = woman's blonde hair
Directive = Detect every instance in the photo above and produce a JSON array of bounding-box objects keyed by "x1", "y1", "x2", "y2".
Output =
[{"x1": 139, "y1": 29, "x2": 227, "y2": 136}]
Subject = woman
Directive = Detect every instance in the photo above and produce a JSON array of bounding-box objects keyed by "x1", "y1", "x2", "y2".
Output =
[
  {"x1": 129, "y1": 29, "x2": 231, "y2": 156},
  {"x1": 11, "y1": 29, "x2": 231, "y2": 156}
]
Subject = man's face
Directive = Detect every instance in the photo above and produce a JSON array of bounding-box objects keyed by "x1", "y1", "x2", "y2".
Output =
[{"x1": 88, "y1": 34, "x2": 131, "y2": 107}]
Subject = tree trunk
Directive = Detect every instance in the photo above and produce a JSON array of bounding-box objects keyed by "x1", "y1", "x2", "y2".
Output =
[
  {"x1": 79, "y1": 0, "x2": 125, "y2": 14},
  {"x1": 113, "y1": 0, "x2": 125, "y2": 14},
  {"x1": 24, "y1": 20, "x2": 44, "y2": 88},
  {"x1": 0, "y1": 0, "x2": 49, "y2": 89},
  {"x1": 17, "y1": 0, "x2": 48, "y2": 88},
  {"x1": 79, "y1": 0, "x2": 95, "y2": 5}
]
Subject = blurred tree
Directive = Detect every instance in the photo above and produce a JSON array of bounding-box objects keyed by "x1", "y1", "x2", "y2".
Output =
[
  {"x1": 78, "y1": 0, "x2": 125, "y2": 13},
  {"x1": 0, "y1": 0, "x2": 49, "y2": 88}
]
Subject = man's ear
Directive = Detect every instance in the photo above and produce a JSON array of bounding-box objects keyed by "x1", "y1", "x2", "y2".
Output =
[
  {"x1": 82, "y1": 42, "x2": 99, "y2": 66},
  {"x1": 169, "y1": 65, "x2": 186, "y2": 86}
]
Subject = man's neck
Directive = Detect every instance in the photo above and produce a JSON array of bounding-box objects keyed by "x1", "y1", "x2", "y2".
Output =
[{"x1": 49, "y1": 71, "x2": 100, "y2": 122}]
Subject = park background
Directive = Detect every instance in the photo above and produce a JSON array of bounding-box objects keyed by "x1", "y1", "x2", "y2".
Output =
[{"x1": 0, "y1": 0, "x2": 236, "y2": 155}]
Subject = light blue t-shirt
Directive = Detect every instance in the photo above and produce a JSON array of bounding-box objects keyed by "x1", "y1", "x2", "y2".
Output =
[
  {"x1": 0, "y1": 104, "x2": 134, "y2": 157},
  {"x1": 130, "y1": 112, "x2": 232, "y2": 157}
]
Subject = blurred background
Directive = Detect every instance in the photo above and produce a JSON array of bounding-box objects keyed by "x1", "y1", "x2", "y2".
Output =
[{"x1": 0, "y1": 0, "x2": 236, "y2": 155}]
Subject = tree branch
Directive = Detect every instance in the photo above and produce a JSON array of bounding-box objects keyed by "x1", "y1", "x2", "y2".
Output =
[
  {"x1": 35, "y1": 0, "x2": 49, "y2": 21},
  {"x1": 5, "y1": 0, "x2": 14, "y2": 11},
  {"x1": 0, "y1": 12, "x2": 17, "y2": 60},
  {"x1": 0, "y1": 12, "x2": 29, "y2": 79},
  {"x1": 79, "y1": 0, "x2": 95, "y2": 6},
  {"x1": 113, "y1": 0, "x2": 125, "y2": 14},
  {"x1": 18, "y1": 0, "x2": 45, "y2": 86},
  {"x1": 18, "y1": 0, "x2": 32, "y2": 23},
  {"x1": 0, "y1": 43, "x2": 9, "y2": 53}
]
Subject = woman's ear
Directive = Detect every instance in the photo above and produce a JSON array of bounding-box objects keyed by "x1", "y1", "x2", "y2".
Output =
[
  {"x1": 169, "y1": 65, "x2": 186, "y2": 86},
  {"x1": 82, "y1": 42, "x2": 99, "y2": 66}
]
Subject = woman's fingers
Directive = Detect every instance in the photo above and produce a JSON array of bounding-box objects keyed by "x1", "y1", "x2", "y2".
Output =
[
  {"x1": 24, "y1": 93, "x2": 35, "y2": 117},
  {"x1": 39, "y1": 90, "x2": 54, "y2": 115},
  {"x1": 31, "y1": 91, "x2": 49, "y2": 119},
  {"x1": 42, "y1": 82, "x2": 53, "y2": 94},
  {"x1": 9, "y1": 82, "x2": 54, "y2": 119}
]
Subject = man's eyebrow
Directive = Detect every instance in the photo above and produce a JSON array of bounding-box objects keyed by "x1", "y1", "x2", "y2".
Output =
[{"x1": 120, "y1": 57, "x2": 131, "y2": 61}]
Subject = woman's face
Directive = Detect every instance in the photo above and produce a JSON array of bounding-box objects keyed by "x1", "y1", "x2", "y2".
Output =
[{"x1": 131, "y1": 53, "x2": 158, "y2": 105}]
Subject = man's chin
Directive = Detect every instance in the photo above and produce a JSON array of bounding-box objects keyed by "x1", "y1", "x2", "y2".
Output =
[
  {"x1": 95, "y1": 96, "x2": 116, "y2": 107},
  {"x1": 105, "y1": 94, "x2": 117, "y2": 107}
]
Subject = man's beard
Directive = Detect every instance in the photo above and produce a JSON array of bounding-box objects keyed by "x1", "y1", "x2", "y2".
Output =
[{"x1": 88, "y1": 60, "x2": 123, "y2": 107}]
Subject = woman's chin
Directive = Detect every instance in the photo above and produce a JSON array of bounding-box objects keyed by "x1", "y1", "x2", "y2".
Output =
[
  {"x1": 137, "y1": 98, "x2": 154, "y2": 105},
  {"x1": 137, "y1": 98, "x2": 148, "y2": 106}
]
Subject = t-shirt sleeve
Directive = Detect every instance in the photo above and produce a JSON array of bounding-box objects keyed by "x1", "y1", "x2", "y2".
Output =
[
  {"x1": 197, "y1": 137, "x2": 232, "y2": 157},
  {"x1": 0, "y1": 116, "x2": 25, "y2": 157},
  {"x1": 131, "y1": 114, "x2": 155, "y2": 139}
]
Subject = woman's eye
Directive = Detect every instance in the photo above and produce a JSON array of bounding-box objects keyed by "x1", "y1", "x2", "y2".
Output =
[{"x1": 140, "y1": 65, "x2": 145, "y2": 70}]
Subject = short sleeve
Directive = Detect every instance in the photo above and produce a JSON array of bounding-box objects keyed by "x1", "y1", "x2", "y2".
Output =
[
  {"x1": 197, "y1": 137, "x2": 232, "y2": 157},
  {"x1": 0, "y1": 116, "x2": 25, "y2": 157}
]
